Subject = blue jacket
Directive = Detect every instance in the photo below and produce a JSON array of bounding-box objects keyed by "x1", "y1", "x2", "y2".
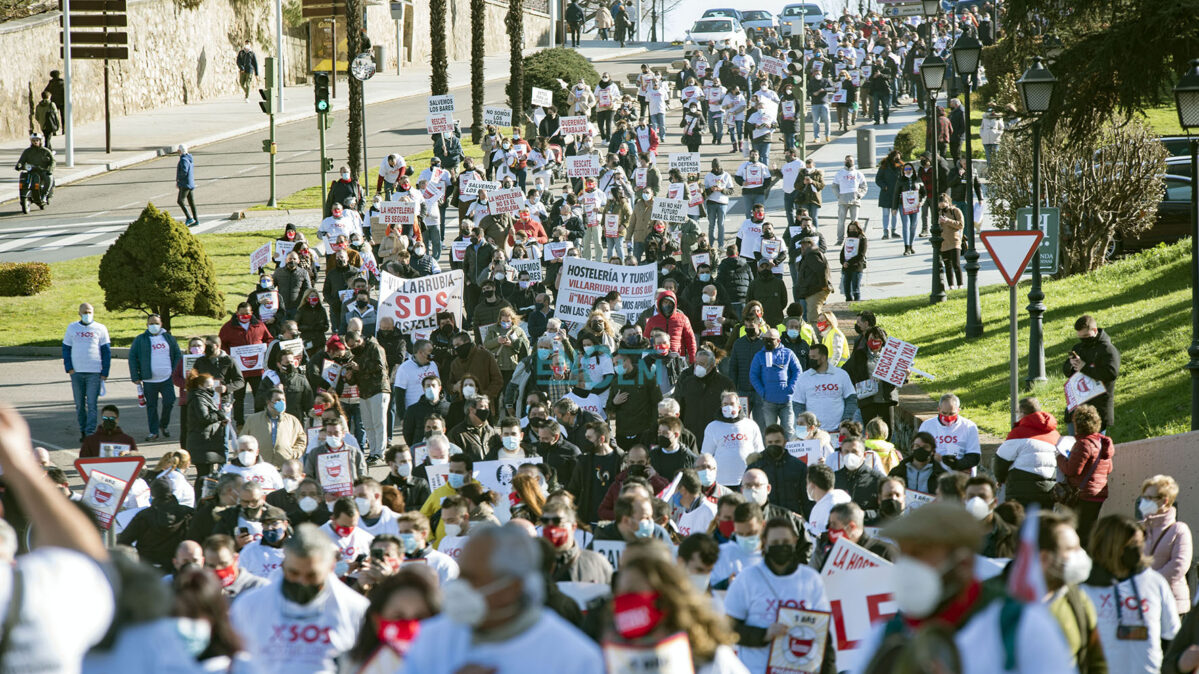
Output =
[
  {"x1": 176, "y1": 153, "x2": 195, "y2": 189},
  {"x1": 749, "y1": 345, "x2": 801, "y2": 403},
  {"x1": 128, "y1": 330, "x2": 181, "y2": 383},
  {"x1": 723, "y1": 334, "x2": 764, "y2": 396}
]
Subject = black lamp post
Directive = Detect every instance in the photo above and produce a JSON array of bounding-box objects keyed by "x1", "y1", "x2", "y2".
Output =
[
  {"x1": 1174, "y1": 59, "x2": 1199, "y2": 430},
  {"x1": 1017, "y1": 56, "x2": 1056, "y2": 387},
  {"x1": 952, "y1": 33, "x2": 983, "y2": 337},
  {"x1": 922, "y1": 53, "x2": 947, "y2": 304}
]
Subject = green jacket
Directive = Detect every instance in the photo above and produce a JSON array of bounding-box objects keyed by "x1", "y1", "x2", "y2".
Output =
[{"x1": 17, "y1": 145, "x2": 55, "y2": 173}]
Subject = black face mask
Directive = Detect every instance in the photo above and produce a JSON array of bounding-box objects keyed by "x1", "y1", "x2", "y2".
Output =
[
  {"x1": 879, "y1": 498, "x2": 903, "y2": 518},
  {"x1": 281, "y1": 578, "x2": 323, "y2": 605},
  {"x1": 474, "y1": 408, "x2": 492, "y2": 423},
  {"x1": 912, "y1": 447, "x2": 932, "y2": 463},
  {"x1": 765, "y1": 444, "x2": 786, "y2": 458},
  {"x1": 661, "y1": 302, "x2": 675, "y2": 317},
  {"x1": 763, "y1": 339, "x2": 779, "y2": 350},
  {"x1": 101, "y1": 417, "x2": 117, "y2": 430},
  {"x1": 455, "y1": 344, "x2": 472, "y2": 359},
  {"x1": 656, "y1": 434, "x2": 673, "y2": 448},
  {"x1": 765, "y1": 543, "x2": 797, "y2": 568}
]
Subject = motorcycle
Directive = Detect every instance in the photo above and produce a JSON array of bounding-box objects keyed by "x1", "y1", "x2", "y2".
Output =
[{"x1": 17, "y1": 163, "x2": 53, "y2": 213}]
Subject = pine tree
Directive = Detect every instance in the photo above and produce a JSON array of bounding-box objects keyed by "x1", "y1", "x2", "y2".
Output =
[
  {"x1": 97, "y1": 204, "x2": 225, "y2": 330},
  {"x1": 506, "y1": 0, "x2": 525, "y2": 132},
  {"x1": 470, "y1": 0, "x2": 486, "y2": 143},
  {"x1": 430, "y1": 0, "x2": 448, "y2": 95}
]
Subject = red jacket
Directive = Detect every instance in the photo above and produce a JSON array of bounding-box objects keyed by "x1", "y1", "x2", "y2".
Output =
[
  {"x1": 512, "y1": 214, "x2": 549, "y2": 245},
  {"x1": 632, "y1": 124, "x2": 659, "y2": 154},
  {"x1": 644, "y1": 289, "x2": 696, "y2": 363},
  {"x1": 218, "y1": 316, "x2": 272, "y2": 378},
  {"x1": 1057, "y1": 433, "x2": 1115, "y2": 501}
]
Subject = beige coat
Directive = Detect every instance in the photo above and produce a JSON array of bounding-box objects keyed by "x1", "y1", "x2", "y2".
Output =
[
  {"x1": 629, "y1": 198, "x2": 655, "y2": 243},
  {"x1": 568, "y1": 87, "x2": 597, "y2": 117},
  {"x1": 594, "y1": 6, "x2": 613, "y2": 29},
  {"x1": 938, "y1": 205, "x2": 964, "y2": 251},
  {"x1": 240, "y1": 410, "x2": 307, "y2": 467}
]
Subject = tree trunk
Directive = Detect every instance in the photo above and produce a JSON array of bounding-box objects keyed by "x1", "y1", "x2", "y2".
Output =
[
  {"x1": 507, "y1": 0, "x2": 525, "y2": 132},
  {"x1": 470, "y1": 0, "x2": 486, "y2": 144},
  {"x1": 346, "y1": 0, "x2": 365, "y2": 183},
  {"x1": 430, "y1": 0, "x2": 449, "y2": 95}
]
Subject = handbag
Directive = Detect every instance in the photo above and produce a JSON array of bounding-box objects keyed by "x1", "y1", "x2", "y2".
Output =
[{"x1": 1053, "y1": 445, "x2": 1107, "y2": 507}]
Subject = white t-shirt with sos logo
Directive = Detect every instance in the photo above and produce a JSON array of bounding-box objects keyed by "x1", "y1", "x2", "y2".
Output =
[
  {"x1": 1082, "y1": 569, "x2": 1180, "y2": 674},
  {"x1": 724, "y1": 560, "x2": 830, "y2": 672},
  {"x1": 793, "y1": 367, "x2": 856, "y2": 434},
  {"x1": 320, "y1": 522, "x2": 375, "y2": 566},
  {"x1": 238, "y1": 540, "x2": 286, "y2": 579},
  {"x1": 230, "y1": 575, "x2": 368, "y2": 674},
  {"x1": 62, "y1": 319, "x2": 110, "y2": 374},
  {"x1": 701, "y1": 417, "x2": 764, "y2": 487},
  {"x1": 917, "y1": 415, "x2": 982, "y2": 473},
  {"x1": 221, "y1": 461, "x2": 284, "y2": 492}
]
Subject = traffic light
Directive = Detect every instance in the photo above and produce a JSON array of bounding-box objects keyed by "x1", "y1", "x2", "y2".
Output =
[
  {"x1": 258, "y1": 88, "x2": 275, "y2": 115},
  {"x1": 314, "y1": 73, "x2": 331, "y2": 113},
  {"x1": 323, "y1": 157, "x2": 334, "y2": 172}
]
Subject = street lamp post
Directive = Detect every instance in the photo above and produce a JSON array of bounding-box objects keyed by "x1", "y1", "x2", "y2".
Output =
[
  {"x1": 1017, "y1": 56, "x2": 1057, "y2": 387},
  {"x1": 952, "y1": 33, "x2": 983, "y2": 337},
  {"x1": 1174, "y1": 59, "x2": 1199, "y2": 430},
  {"x1": 922, "y1": 53, "x2": 947, "y2": 304}
]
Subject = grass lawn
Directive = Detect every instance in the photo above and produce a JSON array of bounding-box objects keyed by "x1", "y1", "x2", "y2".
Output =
[
  {"x1": 250, "y1": 141, "x2": 488, "y2": 212},
  {"x1": 1137, "y1": 104, "x2": 1185, "y2": 136},
  {"x1": 0, "y1": 228, "x2": 318, "y2": 349},
  {"x1": 856, "y1": 239, "x2": 1192, "y2": 444}
]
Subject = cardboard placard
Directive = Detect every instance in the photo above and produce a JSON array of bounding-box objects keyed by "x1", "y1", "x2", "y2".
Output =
[
  {"x1": 544, "y1": 241, "x2": 575, "y2": 260},
  {"x1": 488, "y1": 187, "x2": 526, "y2": 214},
  {"x1": 604, "y1": 214, "x2": 620, "y2": 238},
  {"x1": 279, "y1": 338, "x2": 304, "y2": 355},
  {"x1": 98, "y1": 443, "x2": 130, "y2": 458},
  {"x1": 559, "y1": 116, "x2": 591, "y2": 136},
  {"x1": 767, "y1": 608, "x2": 831, "y2": 674},
  {"x1": 744, "y1": 164, "x2": 765, "y2": 188},
  {"x1": 762, "y1": 238, "x2": 782, "y2": 260},
  {"x1": 81, "y1": 469, "x2": 126, "y2": 530},
  {"x1": 426, "y1": 112, "x2": 455, "y2": 135},
  {"x1": 565, "y1": 154, "x2": 601, "y2": 178},
  {"x1": 531, "y1": 87, "x2": 554, "y2": 107},
  {"x1": 275, "y1": 240, "x2": 296, "y2": 263},
  {"x1": 1065, "y1": 372, "x2": 1106, "y2": 411},
  {"x1": 870, "y1": 337, "x2": 917, "y2": 388},
  {"x1": 668, "y1": 152, "x2": 701, "y2": 175},
  {"x1": 427, "y1": 94, "x2": 456, "y2": 114},
  {"x1": 473, "y1": 457, "x2": 543, "y2": 522},
  {"x1": 317, "y1": 450, "x2": 353, "y2": 497},
  {"x1": 701, "y1": 305, "x2": 724, "y2": 336},
  {"x1": 451, "y1": 240, "x2": 469, "y2": 261},
  {"x1": 591, "y1": 539, "x2": 627, "y2": 570},
  {"x1": 831, "y1": 90, "x2": 848, "y2": 104},
  {"x1": 820, "y1": 539, "x2": 896, "y2": 673},
  {"x1": 182, "y1": 353, "x2": 201, "y2": 375},
  {"x1": 785, "y1": 438, "x2": 823, "y2": 464},
  {"x1": 230, "y1": 343, "x2": 267, "y2": 373},
  {"x1": 255, "y1": 290, "x2": 280, "y2": 321},
  {"x1": 422, "y1": 182, "x2": 446, "y2": 202},
  {"x1": 901, "y1": 190, "x2": 920, "y2": 215},
  {"x1": 782, "y1": 99, "x2": 796, "y2": 120},
  {"x1": 250, "y1": 241, "x2": 272, "y2": 272},
  {"x1": 379, "y1": 200, "x2": 417, "y2": 226},
  {"x1": 760, "y1": 55, "x2": 787, "y2": 77},
  {"x1": 482, "y1": 106, "x2": 512, "y2": 127},
  {"x1": 843, "y1": 238, "x2": 860, "y2": 258},
  {"x1": 692, "y1": 252, "x2": 711, "y2": 269},
  {"x1": 596, "y1": 87, "x2": 613, "y2": 109},
  {"x1": 651, "y1": 197, "x2": 687, "y2": 224},
  {"x1": 378, "y1": 270, "x2": 465, "y2": 334},
  {"x1": 603, "y1": 633, "x2": 694, "y2": 674},
  {"x1": 510, "y1": 258, "x2": 543, "y2": 283},
  {"x1": 905, "y1": 489, "x2": 934, "y2": 510},
  {"x1": 321, "y1": 360, "x2": 343, "y2": 387}
]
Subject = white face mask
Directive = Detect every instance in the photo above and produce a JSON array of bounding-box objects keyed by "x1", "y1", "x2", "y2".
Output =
[
  {"x1": 147, "y1": 324, "x2": 162, "y2": 335},
  {"x1": 325, "y1": 435, "x2": 343, "y2": 449},
  {"x1": 795, "y1": 425, "x2": 808, "y2": 438},
  {"x1": 688, "y1": 572, "x2": 710, "y2": 593},
  {"x1": 395, "y1": 463, "x2": 412, "y2": 478},
  {"x1": 442, "y1": 578, "x2": 499, "y2": 627},
  {"x1": 702, "y1": 294, "x2": 715, "y2": 304},
  {"x1": 965, "y1": 496, "x2": 991, "y2": 521},
  {"x1": 1060, "y1": 549, "x2": 1093, "y2": 586},
  {"x1": 425, "y1": 387, "x2": 438, "y2": 402},
  {"x1": 742, "y1": 486, "x2": 768, "y2": 506},
  {"x1": 355, "y1": 496, "x2": 373, "y2": 516},
  {"x1": 444, "y1": 523, "x2": 462, "y2": 538},
  {"x1": 722, "y1": 404, "x2": 738, "y2": 418},
  {"x1": 1139, "y1": 498, "x2": 1161, "y2": 518},
  {"x1": 841, "y1": 452, "x2": 864, "y2": 472},
  {"x1": 298, "y1": 496, "x2": 319, "y2": 513},
  {"x1": 282, "y1": 478, "x2": 300, "y2": 493},
  {"x1": 462, "y1": 385, "x2": 477, "y2": 399},
  {"x1": 80, "y1": 313, "x2": 94, "y2": 325},
  {"x1": 890, "y1": 556, "x2": 947, "y2": 618},
  {"x1": 237, "y1": 451, "x2": 256, "y2": 466},
  {"x1": 693, "y1": 365, "x2": 708, "y2": 378}
]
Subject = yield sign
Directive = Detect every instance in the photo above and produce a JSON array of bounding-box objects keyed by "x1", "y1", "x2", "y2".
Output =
[
  {"x1": 74, "y1": 456, "x2": 145, "y2": 508},
  {"x1": 980, "y1": 230, "x2": 1044, "y2": 286}
]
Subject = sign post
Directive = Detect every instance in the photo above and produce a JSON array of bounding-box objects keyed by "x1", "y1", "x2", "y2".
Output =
[{"x1": 980, "y1": 230, "x2": 1043, "y2": 426}]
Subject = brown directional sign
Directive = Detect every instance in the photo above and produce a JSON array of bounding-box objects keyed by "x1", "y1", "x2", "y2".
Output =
[
  {"x1": 61, "y1": 45, "x2": 129, "y2": 59},
  {"x1": 63, "y1": 13, "x2": 127, "y2": 27},
  {"x1": 62, "y1": 31, "x2": 128, "y2": 44},
  {"x1": 61, "y1": 0, "x2": 127, "y2": 10},
  {"x1": 301, "y1": 5, "x2": 345, "y2": 17}
]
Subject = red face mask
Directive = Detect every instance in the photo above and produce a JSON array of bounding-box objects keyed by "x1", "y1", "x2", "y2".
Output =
[
  {"x1": 238, "y1": 313, "x2": 252, "y2": 322},
  {"x1": 827, "y1": 528, "x2": 845, "y2": 543},
  {"x1": 308, "y1": 297, "x2": 320, "y2": 305},
  {"x1": 654, "y1": 343, "x2": 670, "y2": 355},
  {"x1": 939, "y1": 414, "x2": 958, "y2": 425},
  {"x1": 213, "y1": 565, "x2": 238, "y2": 588},
  {"x1": 612, "y1": 592, "x2": 665, "y2": 640},
  {"x1": 867, "y1": 339, "x2": 883, "y2": 351},
  {"x1": 543, "y1": 525, "x2": 571, "y2": 548},
  {"x1": 817, "y1": 321, "x2": 829, "y2": 332},
  {"x1": 334, "y1": 524, "x2": 355, "y2": 538},
  {"x1": 286, "y1": 231, "x2": 296, "y2": 240},
  {"x1": 717, "y1": 520, "x2": 736, "y2": 538},
  {"x1": 376, "y1": 618, "x2": 420, "y2": 655},
  {"x1": 313, "y1": 403, "x2": 326, "y2": 416}
]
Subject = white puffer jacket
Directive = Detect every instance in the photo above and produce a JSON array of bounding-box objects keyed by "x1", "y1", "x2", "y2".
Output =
[{"x1": 994, "y1": 436, "x2": 1058, "y2": 479}]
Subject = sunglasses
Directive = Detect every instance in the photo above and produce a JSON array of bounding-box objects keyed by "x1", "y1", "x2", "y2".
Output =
[{"x1": 541, "y1": 516, "x2": 566, "y2": 526}]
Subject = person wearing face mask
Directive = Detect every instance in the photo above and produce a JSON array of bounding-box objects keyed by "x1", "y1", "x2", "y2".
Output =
[
  {"x1": 1137, "y1": 475, "x2": 1193, "y2": 617},
  {"x1": 219, "y1": 435, "x2": 284, "y2": 492},
  {"x1": 701, "y1": 391, "x2": 765, "y2": 488},
  {"x1": 127, "y1": 313, "x2": 181, "y2": 441},
  {"x1": 349, "y1": 476, "x2": 401, "y2": 538},
  {"x1": 483, "y1": 307, "x2": 531, "y2": 385},
  {"x1": 218, "y1": 301, "x2": 272, "y2": 427},
  {"x1": 381, "y1": 444, "x2": 431, "y2": 512},
  {"x1": 448, "y1": 396, "x2": 498, "y2": 463},
  {"x1": 1081, "y1": 514, "x2": 1181, "y2": 674},
  {"x1": 231, "y1": 522, "x2": 369, "y2": 672},
  {"x1": 402, "y1": 374, "x2": 451, "y2": 446},
  {"x1": 725, "y1": 516, "x2": 833, "y2": 673},
  {"x1": 844, "y1": 325, "x2": 900, "y2": 430},
  {"x1": 858, "y1": 502, "x2": 1076, "y2": 674},
  {"x1": 872, "y1": 476, "x2": 908, "y2": 527},
  {"x1": 747, "y1": 424, "x2": 809, "y2": 516},
  {"x1": 740, "y1": 467, "x2": 809, "y2": 539},
  {"x1": 63, "y1": 302, "x2": 112, "y2": 441},
  {"x1": 795, "y1": 237, "x2": 832, "y2": 323},
  {"x1": 916, "y1": 392, "x2": 983, "y2": 475},
  {"x1": 833, "y1": 155, "x2": 867, "y2": 245},
  {"x1": 265, "y1": 459, "x2": 306, "y2": 508},
  {"x1": 681, "y1": 100, "x2": 707, "y2": 153},
  {"x1": 749, "y1": 328, "x2": 801, "y2": 435},
  {"x1": 324, "y1": 164, "x2": 365, "y2": 217},
  {"x1": 448, "y1": 332, "x2": 503, "y2": 412},
  {"x1": 419, "y1": 450, "x2": 481, "y2": 521},
  {"x1": 892, "y1": 160, "x2": 925, "y2": 256},
  {"x1": 303, "y1": 416, "x2": 368, "y2": 485},
  {"x1": 1062, "y1": 314, "x2": 1121, "y2": 432},
  {"x1": 286, "y1": 478, "x2": 332, "y2": 528},
  {"x1": 185, "y1": 371, "x2": 231, "y2": 494},
  {"x1": 747, "y1": 254, "x2": 788, "y2": 325},
  {"x1": 710, "y1": 501, "x2": 765, "y2": 590},
  {"x1": 341, "y1": 329, "x2": 390, "y2": 464},
  {"x1": 235, "y1": 505, "x2": 291, "y2": 578},
  {"x1": 319, "y1": 496, "x2": 377, "y2": 570},
  {"x1": 203, "y1": 533, "x2": 269, "y2": 599},
  {"x1": 593, "y1": 493, "x2": 671, "y2": 544},
  {"x1": 779, "y1": 313, "x2": 815, "y2": 370},
  {"x1": 792, "y1": 343, "x2": 856, "y2": 444},
  {"x1": 643, "y1": 288, "x2": 698, "y2": 364},
  {"x1": 810, "y1": 501, "x2": 896, "y2": 572},
  {"x1": 963, "y1": 475, "x2": 1016, "y2": 559},
  {"x1": 542, "y1": 501, "x2": 613, "y2": 585},
  {"x1": 79, "y1": 403, "x2": 139, "y2": 459},
  {"x1": 117, "y1": 477, "x2": 195, "y2": 570},
  {"x1": 407, "y1": 523, "x2": 603, "y2": 673},
  {"x1": 734, "y1": 149, "x2": 773, "y2": 219}
]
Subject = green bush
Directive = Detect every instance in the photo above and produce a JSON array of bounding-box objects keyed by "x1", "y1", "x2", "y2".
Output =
[
  {"x1": 0, "y1": 262, "x2": 51, "y2": 296},
  {"x1": 510, "y1": 47, "x2": 599, "y2": 127},
  {"x1": 893, "y1": 118, "x2": 926, "y2": 161}
]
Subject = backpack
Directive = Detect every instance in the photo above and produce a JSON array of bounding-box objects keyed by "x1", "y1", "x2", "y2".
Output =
[{"x1": 42, "y1": 105, "x2": 60, "y2": 134}]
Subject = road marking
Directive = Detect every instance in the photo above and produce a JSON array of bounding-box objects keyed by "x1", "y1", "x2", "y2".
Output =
[
  {"x1": 0, "y1": 229, "x2": 71, "y2": 252},
  {"x1": 236, "y1": 165, "x2": 258, "y2": 175},
  {"x1": 34, "y1": 225, "x2": 126, "y2": 250}
]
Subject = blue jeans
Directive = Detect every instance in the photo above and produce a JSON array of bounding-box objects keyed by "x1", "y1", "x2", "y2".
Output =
[
  {"x1": 843, "y1": 269, "x2": 862, "y2": 301},
  {"x1": 744, "y1": 191, "x2": 767, "y2": 218},
  {"x1": 811, "y1": 104, "x2": 831, "y2": 139},
  {"x1": 425, "y1": 222, "x2": 442, "y2": 261},
  {"x1": 882, "y1": 207, "x2": 897, "y2": 236},
  {"x1": 707, "y1": 201, "x2": 728, "y2": 245},
  {"x1": 805, "y1": 204, "x2": 820, "y2": 226},
  {"x1": 900, "y1": 212, "x2": 918, "y2": 247},
  {"x1": 784, "y1": 191, "x2": 797, "y2": 229},
  {"x1": 872, "y1": 92, "x2": 891, "y2": 124},
  {"x1": 709, "y1": 114, "x2": 725, "y2": 145},
  {"x1": 633, "y1": 242, "x2": 645, "y2": 263},
  {"x1": 142, "y1": 379, "x2": 177, "y2": 435},
  {"x1": 782, "y1": 130, "x2": 798, "y2": 152},
  {"x1": 758, "y1": 399, "x2": 796, "y2": 439},
  {"x1": 71, "y1": 372, "x2": 102, "y2": 436},
  {"x1": 650, "y1": 113, "x2": 666, "y2": 140},
  {"x1": 731, "y1": 120, "x2": 744, "y2": 146},
  {"x1": 605, "y1": 235, "x2": 625, "y2": 260},
  {"x1": 790, "y1": 260, "x2": 802, "y2": 302},
  {"x1": 753, "y1": 141, "x2": 772, "y2": 165}
]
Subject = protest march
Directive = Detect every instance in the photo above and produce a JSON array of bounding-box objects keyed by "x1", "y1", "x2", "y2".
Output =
[{"x1": 5, "y1": 2, "x2": 1189, "y2": 673}]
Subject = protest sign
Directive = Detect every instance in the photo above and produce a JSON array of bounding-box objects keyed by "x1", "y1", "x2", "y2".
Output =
[
  {"x1": 831, "y1": 90, "x2": 848, "y2": 104},
  {"x1": 182, "y1": 353, "x2": 201, "y2": 375},
  {"x1": 592, "y1": 540, "x2": 627, "y2": 570},
  {"x1": 1065, "y1": 372, "x2": 1106, "y2": 411},
  {"x1": 474, "y1": 457, "x2": 543, "y2": 522},
  {"x1": 255, "y1": 290, "x2": 280, "y2": 321},
  {"x1": 426, "y1": 112, "x2": 455, "y2": 135},
  {"x1": 250, "y1": 241, "x2": 272, "y2": 272},
  {"x1": 901, "y1": 190, "x2": 920, "y2": 215},
  {"x1": 488, "y1": 187, "x2": 526, "y2": 214},
  {"x1": 604, "y1": 633, "x2": 694, "y2": 673},
  {"x1": 669, "y1": 152, "x2": 701, "y2": 175},
  {"x1": 426, "y1": 464, "x2": 450, "y2": 492},
  {"x1": 844, "y1": 238, "x2": 860, "y2": 259},
  {"x1": 785, "y1": 438, "x2": 823, "y2": 464},
  {"x1": 81, "y1": 469, "x2": 127, "y2": 529},
  {"x1": 651, "y1": 197, "x2": 687, "y2": 223},
  {"x1": 820, "y1": 538, "x2": 896, "y2": 673},
  {"x1": 274, "y1": 240, "x2": 296, "y2": 264},
  {"x1": 378, "y1": 269, "x2": 465, "y2": 334},
  {"x1": 604, "y1": 214, "x2": 620, "y2": 238},
  {"x1": 279, "y1": 338, "x2": 305, "y2": 356},
  {"x1": 554, "y1": 258, "x2": 658, "y2": 325},
  {"x1": 760, "y1": 55, "x2": 787, "y2": 77},
  {"x1": 229, "y1": 344, "x2": 267, "y2": 373},
  {"x1": 565, "y1": 154, "x2": 601, "y2": 178},
  {"x1": 531, "y1": 87, "x2": 554, "y2": 107},
  {"x1": 692, "y1": 252, "x2": 711, "y2": 269},
  {"x1": 317, "y1": 450, "x2": 353, "y2": 497},
  {"x1": 98, "y1": 443, "x2": 130, "y2": 458},
  {"x1": 422, "y1": 182, "x2": 445, "y2": 202},
  {"x1": 544, "y1": 241, "x2": 576, "y2": 260},
  {"x1": 379, "y1": 200, "x2": 417, "y2": 226},
  {"x1": 451, "y1": 240, "x2": 469, "y2": 262},
  {"x1": 320, "y1": 360, "x2": 343, "y2": 388},
  {"x1": 360, "y1": 251, "x2": 380, "y2": 280},
  {"x1": 687, "y1": 181, "x2": 703, "y2": 208},
  {"x1": 463, "y1": 179, "x2": 501, "y2": 196},
  {"x1": 762, "y1": 238, "x2": 782, "y2": 260},
  {"x1": 482, "y1": 106, "x2": 512, "y2": 127},
  {"x1": 510, "y1": 258, "x2": 544, "y2": 283},
  {"x1": 427, "y1": 94, "x2": 455, "y2": 114},
  {"x1": 905, "y1": 489, "x2": 934, "y2": 510},
  {"x1": 701, "y1": 305, "x2": 724, "y2": 336},
  {"x1": 559, "y1": 116, "x2": 591, "y2": 136},
  {"x1": 768, "y1": 608, "x2": 831, "y2": 674},
  {"x1": 870, "y1": 337, "x2": 917, "y2": 388}
]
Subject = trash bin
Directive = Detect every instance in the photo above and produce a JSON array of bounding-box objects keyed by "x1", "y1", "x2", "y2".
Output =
[{"x1": 857, "y1": 128, "x2": 876, "y2": 170}]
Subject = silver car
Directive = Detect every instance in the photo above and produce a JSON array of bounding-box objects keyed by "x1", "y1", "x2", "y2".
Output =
[
  {"x1": 780, "y1": 3, "x2": 826, "y2": 36},
  {"x1": 740, "y1": 10, "x2": 777, "y2": 38}
]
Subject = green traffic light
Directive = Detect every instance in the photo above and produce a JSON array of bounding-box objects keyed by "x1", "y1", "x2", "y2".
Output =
[{"x1": 317, "y1": 101, "x2": 329, "y2": 112}]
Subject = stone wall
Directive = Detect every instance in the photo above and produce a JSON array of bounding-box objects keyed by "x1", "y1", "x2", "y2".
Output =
[{"x1": 0, "y1": 0, "x2": 549, "y2": 142}]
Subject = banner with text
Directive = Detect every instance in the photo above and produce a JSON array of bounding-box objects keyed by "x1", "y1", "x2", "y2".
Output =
[
  {"x1": 554, "y1": 259, "x2": 658, "y2": 326},
  {"x1": 820, "y1": 538, "x2": 896, "y2": 673},
  {"x1": 870, "y1": 337, "x2": 917, "y2": 388},
  {"x1": 378, "y1": 269, "x2": 465, "y2": 334},
  {"x1": 565, "y1": 154, "x2": 601, "y2": 178}
]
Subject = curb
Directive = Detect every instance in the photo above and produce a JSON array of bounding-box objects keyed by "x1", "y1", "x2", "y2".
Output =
[{"x1": 0, "y1": 346, "x2": 129, "y2": 359}]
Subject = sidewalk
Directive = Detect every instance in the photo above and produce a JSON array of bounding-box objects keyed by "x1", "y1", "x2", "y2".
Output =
[{"x1": 0, "y1": 40, "x2": 655, "y2": 205}]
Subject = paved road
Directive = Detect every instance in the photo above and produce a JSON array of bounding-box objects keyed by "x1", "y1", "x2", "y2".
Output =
[{"x1": 0, "y1": 47, "x2": 677, "y2": 263}]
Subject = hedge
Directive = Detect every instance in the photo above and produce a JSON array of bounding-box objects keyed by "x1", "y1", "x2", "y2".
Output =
[
  {"x1": 893, "y1": 118, "x2": 927, "y2": 161},
  {"x1": 510, "y1": 47, "x2": 599, "y2": 131},
  {"x1": 0, "y1": 262, "x2": 51, "y2": 296}
]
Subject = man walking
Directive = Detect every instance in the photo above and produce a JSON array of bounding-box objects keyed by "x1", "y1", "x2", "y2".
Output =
[
  {"x1": 176, "y1": 145, "x2": 197, "y2": 226},
  {"x1": 565, "y1": 0, "x2": 585, "y2": 48},
  {"x1": 63, "y1": 303, "x2": 111, "y2": 442},
  {"x1": 237, "y1": 41, "x2": 258, "y2": 101},
  {"x1": 128, "y1": 314, "x2": 181, "y2": 441},
  {"x1": 833, "y1": 155, "x2": 866, "y2": 245},
  {"x1": 34, "y1": 91, "x2": 60, "y2": 150}
]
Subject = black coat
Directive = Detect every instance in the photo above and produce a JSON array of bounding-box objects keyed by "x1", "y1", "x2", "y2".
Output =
[
  {"x1": 187, "y1": 388, "x2": 226, "y2": 465},
  {"x1": 834, "y1": 466, "x2": 882, "y2": 512},
  {"x1": 749, "y1": 447, "x2": 810, "y2": 517},
  {"x1": 716, "y1": 255, "x2": 753, "y2": 304},
  {"x1": 117, "y1": 497, "x2": 194, "y2": 569},
  {"x1": 795, "y1": 248, "x2": 831, "y2": 298},
  {"x1": 1060, "y1": 328, "x2": 1120, "y2": 429},
  {"x1": 674, "y1": 366, "x2": 736, "y2": 446}
]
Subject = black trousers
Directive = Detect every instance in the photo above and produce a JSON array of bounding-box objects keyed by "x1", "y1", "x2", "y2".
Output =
[{"x1": 941, "y1": 248, "x2": 963, "y2": 287}]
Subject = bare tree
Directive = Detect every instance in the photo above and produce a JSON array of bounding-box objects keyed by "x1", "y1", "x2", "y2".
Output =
[{"x1": 346, "y1": 0, "x2": 365, "y2": 182}]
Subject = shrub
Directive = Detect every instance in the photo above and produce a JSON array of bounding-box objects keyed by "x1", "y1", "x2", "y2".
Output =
[
  {"x1": 510, "y1": 47, "x2": 599, "y2": 127},
  {"x1": 0, "y1": 262, "x2": 51, "y2": 296},
  {"x1": 893, "y1": 118, "x2": 926, "y2": 161}
]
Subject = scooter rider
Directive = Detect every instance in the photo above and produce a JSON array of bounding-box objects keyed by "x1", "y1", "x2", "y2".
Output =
[{"x1": 16, "y1": 133, "x2": 55, "y2": 211}]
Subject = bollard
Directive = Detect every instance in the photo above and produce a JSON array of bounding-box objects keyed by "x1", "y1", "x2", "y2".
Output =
[{"x1": 857, "y1": 128, "x2": 876, "y2": 170}]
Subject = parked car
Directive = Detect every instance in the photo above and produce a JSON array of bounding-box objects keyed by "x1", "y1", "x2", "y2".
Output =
[
  {"x1": 1160, "y1": 136, "x2": 1194, "y2": 158},
  {"x1": 1165, "y1": 155, "x2": 1192, "y2": 180},
  {"x1": 1108, "y1": 175, "x2": 1191, "y2": 257},
  {"x1": 780, "y1": 3, "x2": 825, "y2": 35},
  {"x1": 684, "y1": 18, "x2": 747, "y2": 51},
  {"x1": 701, "y1": 8, "x2": 744, "y2": 22},
  {"x1": 740, "y1": 10, "x2": 777, "y2": 38}
]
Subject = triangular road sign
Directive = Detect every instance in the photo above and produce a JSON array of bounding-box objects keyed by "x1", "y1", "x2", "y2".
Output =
[
  {"x1": 74, "y1": 456, "x2": 145, "y2": 510},
  {"x1": 980, "y1": 230, "x2": 1044, "y2": 286}
]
